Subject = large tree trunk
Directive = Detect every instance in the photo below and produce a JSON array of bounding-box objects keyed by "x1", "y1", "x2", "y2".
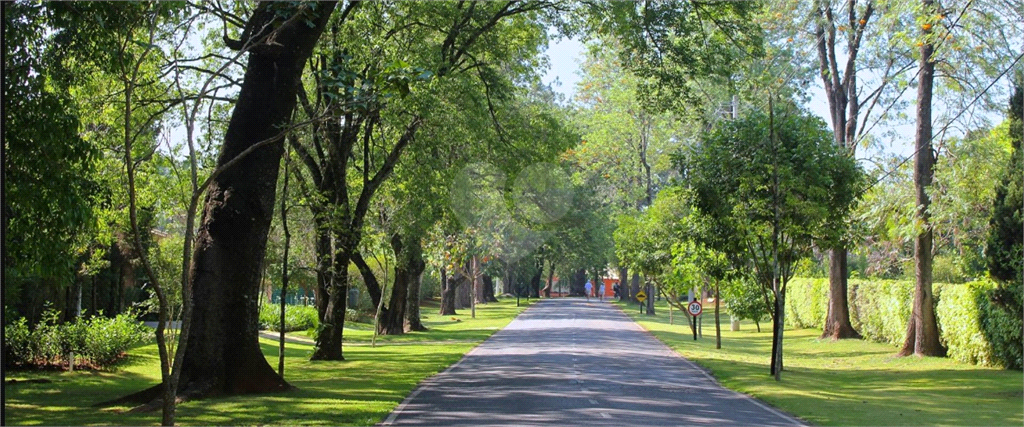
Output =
[
  {"x1": 405, "y1": 263, "x2": 427, "y2": 332},
  {"x1": 439, "y1": 266, "x2": 458, "y2": 316},
  {"x1": 378, "y1": 234, "x2": 409, "y2": 335},
  {"x1": 821, "y1": 247, "x2": 862, "y2": 339},
  {"x1": 570, "y1": 268, "x2": 586, "y2": 296},
  {"x1": 617, "y1": 266, "x2": 629, "y2": 301},
  {"x1": 456, "y1": 273, "x2": 472, "y2": 309},
  {"x1": 482, "y1": 275, "x2": 498, "y2": 303},
  {"x1": 529, "y1": 269, "x2": 542, "y2": 298},
  {"x1": 143, "y1": 2, "x2": 339, "y2": 398},
  {"x1": 502, "y1": 266, "x2": 514, "y2": 295},
  {"x1": 312, "y1": 221, "x2": 331, "y2": 321},
  {"x1": 715, "y1": 280, "x2": 721, "y2": 349},
  {"x1": 473, "y1": 265, "x2": 488, "y2": 305},
  {"x1": 312, "y1": 242, "x2": 350, "y2": 360},
  {"x1": 645, "y1": 280, "x2": 655, "y2": 315},
  {"x1": 630, "y1": 273, "x2": 640, "y2": 303},
  {"x1": 814, "y1": 1, "x2": 873, "y2": 343},
  {"x1": 380, "y1": 233, "x2": 424, "y2": 335},
  {"x1": 543, "y1": 262, "x2": 555, "y2": 297},
  {"x1": 900, "y1": 3, "x2": 944, "y2": 357}
]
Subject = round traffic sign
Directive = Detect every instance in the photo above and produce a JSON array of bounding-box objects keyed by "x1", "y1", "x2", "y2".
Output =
[{"x1": 687, "y1": 300, "x2": 703, "y2": 316}]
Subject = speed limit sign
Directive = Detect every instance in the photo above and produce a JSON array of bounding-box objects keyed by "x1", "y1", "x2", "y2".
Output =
[{"x1": 687, "y1": 300, "x2": 703, "y2": 317}]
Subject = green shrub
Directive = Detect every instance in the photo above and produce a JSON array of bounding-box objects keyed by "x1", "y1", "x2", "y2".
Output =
[
  {"x1": 980, "y1": 282, "x2": 1023, "y2": 369},
  {"x1": 259, "y1": 304, "x2": 319, "y2": 332},
  {"x1": 4, "y1": 317, "x2": 32, "y2": 367},
  {"x1": 3, "y1": 310, "x2": 150, "y2": 369},
  {"x1": 849, "y1": 279, "x2": 915, "y2": 347},
  {"x1": 84, "y1": 313, "x2": 150, "y2": 366},
  {"x1": 933, "y1": 255, "x2": 968, "y2": 284},
  {"x1": 345, "y1": 308, "x2": 362, "y2": 323},
  {"x1": 787, "y1": 276, "x2": 1023, "y2": 369},
  {"x1": 935, "y1": 281, "x2": 998, "y2": 365},
  {"x1": 785, "y1": 278, "x2": 828, "y2": 328}
]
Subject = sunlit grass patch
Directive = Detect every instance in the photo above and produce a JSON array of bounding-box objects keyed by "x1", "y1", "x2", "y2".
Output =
[
  {"x1": 3, "y1": 297, "x2": 532, "y2": 426},
  {"x1": 616, "y1": 299, "x2": 1023, "y2": 426}
]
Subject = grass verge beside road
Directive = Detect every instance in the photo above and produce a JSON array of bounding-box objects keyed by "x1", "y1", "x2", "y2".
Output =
[
  {"x1": 4, "y1": 298, "x2": 534, "y2": 426},
  {"x1": 615, "y1": 300, "x2": 1023, "y2": 426}
]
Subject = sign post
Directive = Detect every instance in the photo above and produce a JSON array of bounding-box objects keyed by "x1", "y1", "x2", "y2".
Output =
[
  {"x1": 636, "y1": 290, "x2": 647, "y2": 314},
  {"x1": 687, "y1": 300, "x2": 703, "y2": 340}
]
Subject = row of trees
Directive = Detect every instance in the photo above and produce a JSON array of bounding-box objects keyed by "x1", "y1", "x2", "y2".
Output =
[
  {"x1": 592, "y1": 0, "x2": 1021, "y2": 379},
  {"x1": 4, "y1": 0, "x2": 1021, "y2": 424},
  {"x1": 5, "y1": 1, "x2": 742, "y2": 423}
]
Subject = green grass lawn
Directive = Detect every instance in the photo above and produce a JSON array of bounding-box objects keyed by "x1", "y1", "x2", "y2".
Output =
[
  {"x1": 4, "y1": 298, "x2": 534, "y2": 426},
  {"x1": 616, "y1": 300, "x2": 1024, "y2": 426}
]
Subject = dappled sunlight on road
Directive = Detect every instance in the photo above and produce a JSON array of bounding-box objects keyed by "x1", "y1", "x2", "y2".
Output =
[{"x1": 384, "y1": 298, "x2": 804, "y2": 426}]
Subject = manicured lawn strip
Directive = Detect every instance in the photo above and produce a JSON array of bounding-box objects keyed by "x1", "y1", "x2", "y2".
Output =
[
  {"x1": 614, "y1": 300, "x2": 1023, "y2": 426},
  {"x1": 4, "y1": 298, "x2": 533, "y2": 426}
]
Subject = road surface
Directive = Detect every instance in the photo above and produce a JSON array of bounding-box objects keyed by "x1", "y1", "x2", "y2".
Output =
[{"x1": 382, "y1": 298, "x2": 803, "y2": 426}]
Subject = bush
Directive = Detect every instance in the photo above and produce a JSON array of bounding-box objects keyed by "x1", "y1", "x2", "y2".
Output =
[
  {"x1": 785, "y1": 278, "x2": 828, "y2": 328},
  {"x1": 979, "y1": 282, "x2": 1023, "y2": 369},
  {"x1": 84, "y1": 313, "x2": 151, "y2": 366},
  {"x1": 345, "y1": 308, "x2": 362, "y2": 323},
  {"x1": 4, "y1": 318, "x2": 32, "y2": 366},
  {"x1": 3, "y1": 310, "x2": 150, "y2": 369},
  {"x1": 786, "y1": 277, "x2": 1023, "y2": 369},
  {"x1": 259, "y1": 304, "x2": 319, "y2": 332},
  {"x1": 848, "y1": 279, "x2": 915, "y2": 347}
]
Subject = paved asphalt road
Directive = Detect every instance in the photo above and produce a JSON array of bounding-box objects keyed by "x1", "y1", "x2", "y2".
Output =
[{"x1": 382, "y1": 298, "x2": 804, "y2": 426}]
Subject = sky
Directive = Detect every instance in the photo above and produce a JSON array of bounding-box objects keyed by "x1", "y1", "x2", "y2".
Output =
[
  {"x1": 539, "y1": 35, "x2": 916, "y2": 160},
  {"x1": 538, "y1": 34, "x2": 1012, "y2": 162}
]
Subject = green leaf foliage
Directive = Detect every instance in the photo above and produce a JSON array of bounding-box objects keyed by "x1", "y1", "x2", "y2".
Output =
[
  {"x1": 3, "y1": 2, "x2": 100, "y2": 284},
  {"x1": 681, "y1": 106, "x2": 865, "y2": 289},
  {"x1": 787, "y1": 277, "x2": 1022, "y2": 369}
]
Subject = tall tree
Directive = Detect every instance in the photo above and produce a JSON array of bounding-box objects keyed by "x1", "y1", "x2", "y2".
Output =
[
  {"x1": 899, "y1": 0, "x2": 944, "y2": 358},
  {"x1": 683, "y1": 105, "x2": 864, "y2": 379},
  {"x1": 112, "y1": 1, "x2": 340, "y2": 400},
  {"x1": 809, "y1": 0, "x2": 903, "y2": 340},
  {"x1": 3, "y1": 1, "x2": 101, "y2": 322},
  {"x1": 984, "y1": 82, "x2": 1023, "y2": 369}
]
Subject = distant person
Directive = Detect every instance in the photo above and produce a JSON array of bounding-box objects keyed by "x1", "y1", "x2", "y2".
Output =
[
  {"x1": 584, "y1": 280, "x2": 593, "y2": 301},
  {"x1": 613, "y1": 282, "x2": 620, "y2": 298},
  {"x1": 598, "y1": 283, "x2": 605, "y2": 301}
]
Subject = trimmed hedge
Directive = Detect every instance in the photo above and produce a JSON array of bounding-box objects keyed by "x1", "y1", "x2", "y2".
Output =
[{"x1": 786, "y1": 277, "x2": 1022, "y2": 369}]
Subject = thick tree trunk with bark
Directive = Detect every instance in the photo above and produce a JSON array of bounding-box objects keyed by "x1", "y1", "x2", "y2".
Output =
[
  {"x1": 715, "y1": 281, "x2": 721, "y2": 349},
  {"x1": 86, "y1": 2, "x2": 337, "y2": 408},
  {"x1": 900, "y1": 10, "x2": 944, "y2": 357},
  {"x1": 165, "y1": 2, "x2": 338, "y2": 397},
  {"x1": 814, "y1": 1, "x2": 874, "y2": 342},
  {"x1": 570, "y1": 269, "x2": 586, "y2": 296},
  {"x1": 645, "y1": 280, "x2": 655, "y2": 315},
  {"x1": 822, "y1": 247, "x2": 862, "y2": 339},
  {"x1": 405, "y1": 271, "x2": 427, "y2": 332},
  {"x1": 530, "y1": 270, "x2": 542, "y2": 298},
  {"x1": 439, "y1": 266, "x2": 458, "y2": 316},
  {"x1": 630, "y1": 273, "x2": 640, "y2": 303},
  {"x1": 311, "y1": 232, "x2": 354, "y2": 361},
  {"x1": 456, "y1": 274, "x2": 472, "y2": 309},
  {"x1": 379, "y1": 233, "x2": 425, "y2": 335},
  {"x1": 482, "y1": 275, "x2": 498, "y2": 302},
  {"x1": 543, "y1": 263, "x2": 555, "y2": 297},
  {"x1": 313, "y1": 223, "x2": 331, "y2": 321},
  {"x1": 617, "y1": 267, "x2": 629, "y2": 301}
]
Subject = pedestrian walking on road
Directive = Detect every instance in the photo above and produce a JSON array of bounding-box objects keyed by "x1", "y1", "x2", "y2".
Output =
[
  {"x1": 598, "y1": 283, "x2": 605, "y2": 301},
  {"x1": 584, "y1": 280, "x2": 592, "y2": 301}
]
